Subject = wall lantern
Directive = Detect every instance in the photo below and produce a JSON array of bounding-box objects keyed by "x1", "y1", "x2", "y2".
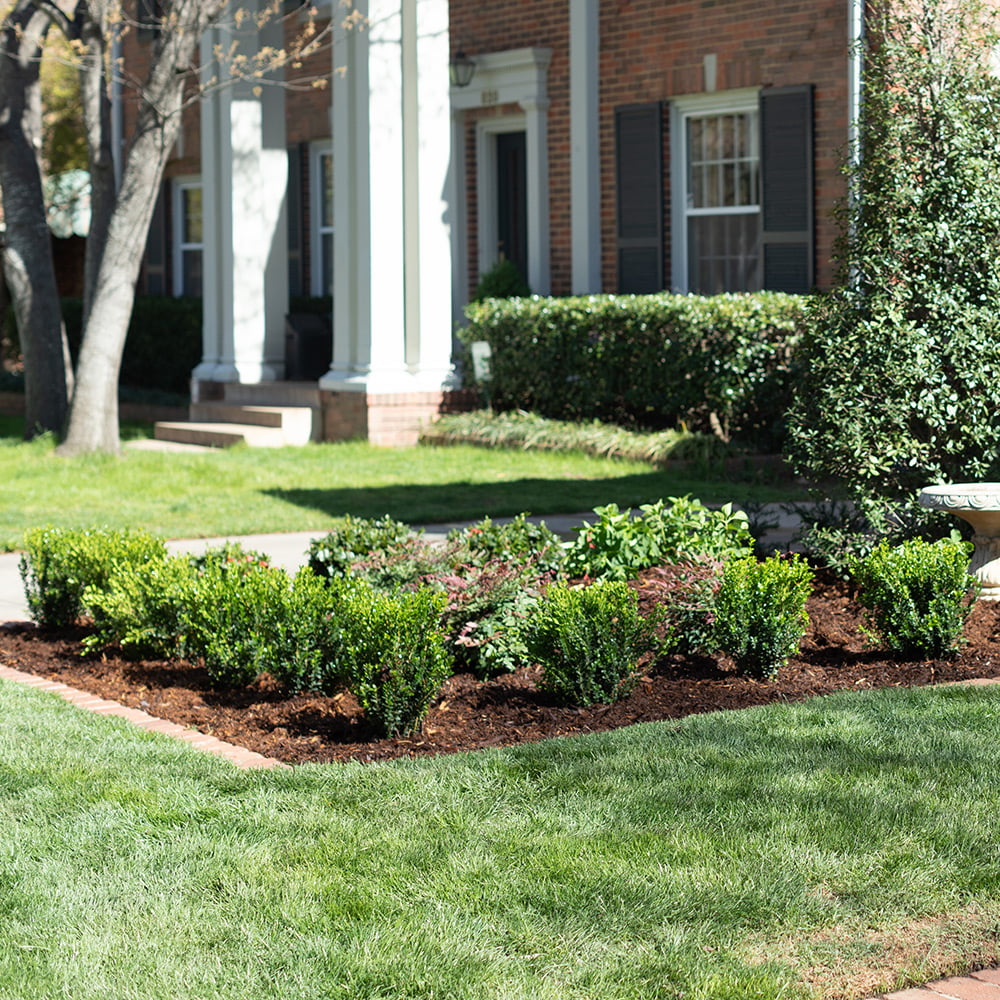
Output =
[{"x1": 449, "y1": 50, "x2": 476, "y2": 88}]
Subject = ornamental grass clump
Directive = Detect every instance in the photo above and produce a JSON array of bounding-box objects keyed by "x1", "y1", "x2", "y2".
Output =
[
  {"x1": 20, "y1": 526, "x2": 166, "y2": 628},
  {"x1": 712, "y1": 554, "x2": 813, "y2": 679},
  {"x1": 851, "y1": 538, "x2": 977, "y2": 659},
  {"x1": 527, "y1": 580, "x2": 666, "y2": 706}
]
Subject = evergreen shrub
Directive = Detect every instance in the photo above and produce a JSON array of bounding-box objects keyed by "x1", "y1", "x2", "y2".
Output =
[
  {"x1": 711, "y1": 555, "x2": 813, "y2": 679},
  {"x1": 307, "y1": 515, "x2": 417, "y2": 581},
  {"x1": 527, "y1": 581, "x2": 665, "y2": 706},
  {"x1": 447, "y1": 512, "x2": 566, "y2": 575},
  {"x1": 339, "y1": 585, "x2": 452, "y2": 737},
  {"x1": 460, "y1": 291, "x2": 807, "y2": 448},
  {"x1": 787, "y1": 0, "x2": 1000, "y2": 512},
  {"x1": 472, "y1": 258, "x2": 531, "y2": 301},
  {"x1": 851, "y1": 538, "x2": 977, "y2": 659},
  {"x1": 19, "y1": 526, "x2": 166, "y2": 628}
]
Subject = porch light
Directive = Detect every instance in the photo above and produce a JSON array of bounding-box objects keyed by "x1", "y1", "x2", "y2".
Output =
[{"x1": 449, "y1": 50, "x2": 476, "y2": 88}]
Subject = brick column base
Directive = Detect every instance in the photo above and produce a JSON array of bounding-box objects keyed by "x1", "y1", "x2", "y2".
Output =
[{"x1": 321, "y1": 388, "x2": 477, "y2": 446}]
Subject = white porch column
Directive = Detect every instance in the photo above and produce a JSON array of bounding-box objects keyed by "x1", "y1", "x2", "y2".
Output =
[
  {"x1": 570, "y1": 0, "x2": 601, "y2": 293},
  {"x1": 323, "y1": 0, "x2": 454, "y2": 395},
  {"x1": 522, "y1": 98, "x2": 551, "y2": 296},
  {"x1": 195, "y1": 2, "x2": 288, "y2": 387}
]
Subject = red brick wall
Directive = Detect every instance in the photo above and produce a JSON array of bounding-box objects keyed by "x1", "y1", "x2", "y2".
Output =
[
  {"x1": 451, "y1": 0, "x2": 849, "y2": 294},
  {"x1": 451, "y1": 0, "x2": 570, "y2": 295}
]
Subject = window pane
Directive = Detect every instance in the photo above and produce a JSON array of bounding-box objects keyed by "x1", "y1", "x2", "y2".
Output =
[
  {"x1": 687, "y1": 214, "x2": 760, "y2": 294},
  {"x1": 182, "y1": 187, "x2": 202, "y2": 244}
]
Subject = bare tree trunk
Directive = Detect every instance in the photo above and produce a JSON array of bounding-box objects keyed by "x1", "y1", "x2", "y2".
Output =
[
  {"x1": 0, "y1": 1, "x2": 69, "y2": 438},
  {"x1": 77, "y1": 4, "x2": 115, "y2": 322}
]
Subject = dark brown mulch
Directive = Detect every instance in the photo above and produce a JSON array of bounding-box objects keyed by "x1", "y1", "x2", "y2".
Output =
[{"x1": 2, "y1": 569, "x2": 1000, "y2": 766}]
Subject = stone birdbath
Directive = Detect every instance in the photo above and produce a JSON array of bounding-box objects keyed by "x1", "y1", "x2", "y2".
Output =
[{"x1": 919, "y1": 483, "x2": 1000, "y2": 600}]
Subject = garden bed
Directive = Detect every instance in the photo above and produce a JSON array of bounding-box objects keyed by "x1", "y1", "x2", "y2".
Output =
[{"x1": 2, "y1": 568, "x2": 999, "y2": 766}]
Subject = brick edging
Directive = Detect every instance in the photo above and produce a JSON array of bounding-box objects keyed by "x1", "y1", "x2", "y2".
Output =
[{"x1": 0, "y1": 664, "x2": 288, "y2": 769}]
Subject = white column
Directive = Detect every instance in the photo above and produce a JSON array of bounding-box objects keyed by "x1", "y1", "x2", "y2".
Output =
[
  {"x1": 522, "y1": 98, "x2": 551, "y2": 296},
  {"x1": 195, "y1": 1, "x2": 288, "y2": 386},
  {"x1": 322, "y1": 0, "x2": 455, "y2": 393},
  {"x1": 570, "y1": 0, "x2": 601, "y2": 293},
  {"x1": 415, "y1": 0, "x2": 455, "y2": 379}
]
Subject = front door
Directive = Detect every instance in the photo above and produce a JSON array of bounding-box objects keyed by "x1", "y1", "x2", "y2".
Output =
[{"x1": 495, "y1": 130, "x2": 528, "y2": 285}]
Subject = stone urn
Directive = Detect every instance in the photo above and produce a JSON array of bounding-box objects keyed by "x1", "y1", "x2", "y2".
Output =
[{"x1": 918, "y1": 483, "x2": 1000, "y2": 600}]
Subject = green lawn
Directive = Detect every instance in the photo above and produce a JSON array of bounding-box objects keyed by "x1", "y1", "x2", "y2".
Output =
[
  {"x1": 0, "y1": 418, "x2": 797, "y2": 550},
  {"x1": 2, "y1": 678, "x2": 998, "y2": 999}
]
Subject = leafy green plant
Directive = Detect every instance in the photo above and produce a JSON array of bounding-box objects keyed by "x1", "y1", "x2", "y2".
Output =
[
  {"x1": 527, "y1": 580, "x2": 665, "y2": 706},
  {"x1": 19, "y1": 526, "x2": 166, "y2": 628},
  {"x1": 432, "y1": 556, "x2": 548, "y2": 676},
  {"x1": 82, "y1": 554, "x2": 198, "y2": 658},
  {"x1": 176, "y1": 554, "x2": 348, "y2": 691},
  {"x1": 472, "y1": 257, "x2": 531, "y2": 301},
  {"x1": 712, "y1": 555, "x2": 813, "y2": 679},
  {"x1": 447, "y1": 512, "x2": 566, "y2": 575},
  {"x1": 460, "y1": 291, "x2": 806, "y2": 448},
  {"x1": 566, "y1": 497, "x2": 751, "y2": 581},
  {"x1": 307, "y1": 515, "x2": 418, "y2": 581},
  {"x1": 339, "y1": 584, "x2": 452, "y2": 737},
  {"x1": 786, "y1": 0, "x2": 1000, "y2": 504},
  {"x1": 642, "y1": 558, "x2": 724, "y2": 655},
  {"x1": 851, "y1": 538, "x2": 977, "y2": 659}
]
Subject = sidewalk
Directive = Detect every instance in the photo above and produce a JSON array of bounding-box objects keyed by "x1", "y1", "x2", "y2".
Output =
[{"x1": 0, "y1": 505, "x2": 805, "y2": 624}]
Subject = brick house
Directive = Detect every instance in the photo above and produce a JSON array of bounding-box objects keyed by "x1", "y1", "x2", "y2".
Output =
[{"x1": 135, "y1": 0, "x2": 863, "y2": 447}]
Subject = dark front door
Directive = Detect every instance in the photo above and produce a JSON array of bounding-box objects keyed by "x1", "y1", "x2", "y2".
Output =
[{"x1": 496, "y1": 130, "x2": 528, "y2": 285}]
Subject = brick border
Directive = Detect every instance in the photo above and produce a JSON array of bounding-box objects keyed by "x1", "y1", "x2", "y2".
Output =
[
  {"x1": 875, "y1": 967, "x2": 1000, "y2": 999},
  {"x1": 0, "y1": 664, "x2": 287, "y2": 769}
]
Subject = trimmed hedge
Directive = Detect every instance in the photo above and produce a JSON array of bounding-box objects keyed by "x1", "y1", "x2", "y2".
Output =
[
  {"x1": 6, "y1": 296, "x2": 333, "y2": 397},
  {"x1": 459, "y1": 292, "x2": 808, "y2": 449}
]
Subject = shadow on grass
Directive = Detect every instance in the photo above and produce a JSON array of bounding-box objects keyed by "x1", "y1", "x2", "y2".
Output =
[{"x1": 264, "y1": 469, "x2": 792, "y2": 525}]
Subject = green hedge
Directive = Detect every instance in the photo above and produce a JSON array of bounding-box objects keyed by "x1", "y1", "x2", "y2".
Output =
[
  {"x1": 459, "y1": 292, "x2": 808, "y2": 450},
  {"x1": 5, "y1": 296, "x2": 333, "y2": 397},
  {"x1": 6, "y1": 297, "x2": 202, "y2": 397}
]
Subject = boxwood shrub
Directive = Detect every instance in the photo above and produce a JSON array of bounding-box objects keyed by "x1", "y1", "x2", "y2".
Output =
[{"x1": 459, "y1": 291, "x2": 808, "y2": 449}]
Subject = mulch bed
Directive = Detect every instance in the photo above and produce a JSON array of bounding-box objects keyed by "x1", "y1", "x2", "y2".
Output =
[{"x1": 2, "y1": 569, "x2": 1000, "y2": 766}]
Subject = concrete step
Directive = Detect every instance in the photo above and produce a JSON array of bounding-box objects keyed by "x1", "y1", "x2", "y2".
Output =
[
  {"x1": 220, "y1": 381, "x2": 322, "y2": 407},
  {"x1": 154, "y1": 421, "x2": 288, "y2": 448}
]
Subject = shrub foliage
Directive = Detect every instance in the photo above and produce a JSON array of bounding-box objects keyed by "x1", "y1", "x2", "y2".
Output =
[
  {"x1": 851, "y1": 538, "x2": 977, "y2": 659},
  {"x1": 460, "y1": 292, "x2": 806, "y2": 448},
  {"x1": 527, "y1": 581, "x2": 665, "y2": 706},
  {"x1": 787, "y1": 0, "x2": 1000, "y2": 504},
  {"x1": 711, "y1": 555, "x2": 814, "y2": 679}
]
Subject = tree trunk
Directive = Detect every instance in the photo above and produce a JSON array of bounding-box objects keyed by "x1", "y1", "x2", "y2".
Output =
[
  {"x1": 58, "y1": 133, "x2": 173, "y2": 454},
  {"x1": 0, "y1": 1, "x2": 69, "y2": 438},
  {"x1": 78, "y1": 11, "x2": 115, "y2": 323}
]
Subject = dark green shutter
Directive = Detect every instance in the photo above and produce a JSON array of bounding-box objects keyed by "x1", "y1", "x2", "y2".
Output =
[
  {"x1": 615, "y1": 103, "x2": 663, "y2": 293},
  {"x1": 759, "y1": 85, "x2": 814, "y2": 293}
]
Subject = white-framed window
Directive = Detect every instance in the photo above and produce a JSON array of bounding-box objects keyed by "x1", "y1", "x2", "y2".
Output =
[
  {"x1": 310, "y1": 143, "x2": 333, "y2": 297},
  {"x1": 171, "y1": 176, "x2": 203, "y2": 297},
  {"x1": 671, "y1": 90, "x2": 761, "y2": 294}
]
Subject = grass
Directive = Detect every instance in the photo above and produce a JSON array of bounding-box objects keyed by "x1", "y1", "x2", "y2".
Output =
[
  {"x1": 0, "y1": 417, "x2": 799, "y2": 550},
  {"x1": 2, "y1": 678, "x2": 999, "y2": 999}
]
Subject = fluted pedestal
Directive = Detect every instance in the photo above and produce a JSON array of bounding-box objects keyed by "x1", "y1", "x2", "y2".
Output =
[{"x1": 919, "y1": 484, "x2": 1000, "y2": 600}]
